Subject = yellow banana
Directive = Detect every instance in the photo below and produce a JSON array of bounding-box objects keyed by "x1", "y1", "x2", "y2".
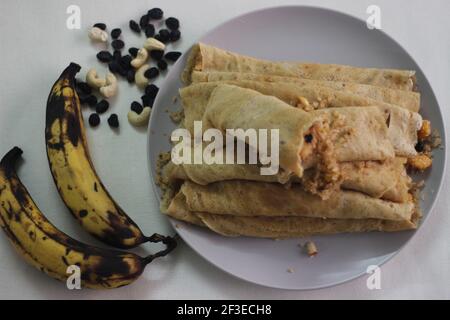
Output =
[
  {"x1": 0, "y1": 147, "x2": 176, "y2": 289},
  {"x1": 45, "y1": 63, "x2": 162, "y2": 248}
]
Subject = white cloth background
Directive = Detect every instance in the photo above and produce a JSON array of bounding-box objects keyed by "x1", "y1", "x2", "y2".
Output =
[{"x1": 0, "y1": 0, "x2": 448, "y2": 299}]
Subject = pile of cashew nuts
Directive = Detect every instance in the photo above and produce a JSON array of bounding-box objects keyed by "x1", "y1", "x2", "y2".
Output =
[
  {"x1": 86, "y1": 69, "x2": 118, "y2": 99},
  {"x1": 88, "y1": 26, "x2": 167, "y2": 127}
]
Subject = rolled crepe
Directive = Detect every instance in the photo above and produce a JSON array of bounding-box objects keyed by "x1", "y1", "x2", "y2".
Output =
[
  {"x1": 165, "y1": 192, "x2": 419, "y2": 238},
  {"x1": 182, "y1": 43, "x2": 416, "y2": 91},
  {"x1": 191, "y1": 71, "x2": 420, "y2": 112},
  {"x1": 180, "y1": 81, "x2": 421, "y2": 157},
  {"x1": 179, "y1": 180, "x2": 415, "y2": 221},
  {"x1": 164, "y1": 158, "x2": 411, "y2": 203},
  {"x1": 203, "y1": 84, "x2": 327, "y2": 178}
]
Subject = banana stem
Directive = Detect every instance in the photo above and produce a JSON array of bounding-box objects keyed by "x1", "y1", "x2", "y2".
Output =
[{"x1": 142, "y1": 233, "x2": 178, "y2": 265}]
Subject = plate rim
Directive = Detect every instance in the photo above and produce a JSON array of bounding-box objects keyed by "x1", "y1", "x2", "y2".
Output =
[{"x1": 146, "y1": 5, "x2": 447, "y2": 290}]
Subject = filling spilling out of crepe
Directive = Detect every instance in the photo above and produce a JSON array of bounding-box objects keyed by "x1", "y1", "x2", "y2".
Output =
[{"x1": 158, "y1": 43, "x2": 439, "y2": 239}]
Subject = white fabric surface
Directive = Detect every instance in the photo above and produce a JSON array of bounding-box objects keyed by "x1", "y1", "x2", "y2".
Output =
[{"x1": 0, "y1": 0, "x2": 448, "y2": 299}]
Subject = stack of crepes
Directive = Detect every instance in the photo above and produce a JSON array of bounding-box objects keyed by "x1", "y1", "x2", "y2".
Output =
[{"x1": 159, "y1": 43, "x2": 431, "y2": 239}]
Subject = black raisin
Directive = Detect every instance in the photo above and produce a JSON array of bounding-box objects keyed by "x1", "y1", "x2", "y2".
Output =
[
  {"x1": 139, "y1": 14, "x2": 150, "y2": 28},
  {"x1": 113, "y1": 50, "x2": 121, "y2": 61},
  {"x1": 93, "y1": 23, "x2": 106, "y2": 30},
  {"x1": 157, "y1": 60, "x2": 168, "y2": 71},
  {"x1": 169, "y1": 30, "x2": 181, "y2": 42},
  {"x1": 144, "y1": 67, "x2": 159, "y2": 79},
  {"x1": 108, "y1": 61, "x2": 119, "y2": 74},
  {"x1": 145, "y1": 84, "x2": 159, "y2": 98},
  {"x1": 76, "y1": 82, "x2": 92, "y2": 95},
  {"x1": 141, "y1": 95, "x2": 155, "y2": 107},
  {"x1": 129, "y1": 20, "x2": 141, "y2": 33},
  {"x1": 96, "y1": 50, "x2": 113, "y2": 63},
  {"x1": 107, "y1": 114, "x2": 119, "y2": 128},
  {"x1": 164, "y1": 51, "x2": 182, "y2": 62},
  {"x1": 165, "y1": 17, "x2": 179, "y2": 30},
  {"x1": 415, "y1": 141, "x2": 425, "y2": 152},
  {"x1": 111, "y1": 39, "x2": 124, "y2": 50},
  {"x1": 144, "y1": 24, "x2": 155, "y2": 37},
  {"x1": 120, "y1": 55, "x2": 132, "y2": 69},
  {"x1": 86, "y1": 95, "x2": 97, "y2": 107},
  {"x1": 128, "y1": 47, "x2": 139, "y2": 57},
  {"x1": 126, "y1": 69, "x2": 136, "y2": 83},
  {"x1": 304, "y1": 134, "x2": 313, "y2": 143},
  {"x1": 148, "y1": 8, "x2": 163, "y2": 19},
  {"x1": 131, "y1": 101, "x2": 143, "y2": 114},
  {"x1": 95, "y1": 100, "x2": 109, "y2": 114},
  {"x1": 88, "y1": 113, "x2": 100, "y2": 127},
  {"x1": 158, "y1": 29, "x2": 170, "y2": 42},
  {"x1": 116, "y1": 64, "x2": 128, "y2": 77},
  {"x1": 150, "y1": 49, "x2": 164, "y2": 60},
  {"x1": 111, "y1": 28, "x2": 122, "y2": 39},
  {"x1": 153, "y1": 34, "x2": 164, "y2": 43}
]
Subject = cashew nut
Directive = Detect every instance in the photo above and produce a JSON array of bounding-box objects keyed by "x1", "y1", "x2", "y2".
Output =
[
  {"x1": 143, "y1": 37, "x2": 165, "y2": 51},
  {"x1": 99, "y1": 73, "x2": 118, "y2": 98},
  {"x1": 86, "y1": 68, "x2": 106, "y2": 89},
  {"x1": 131, "y1": 48, "x2": 149, "y2": 69},
  {"x1": 128, "y1": 107, "x2": 152, "y2": 127},
  {"x1": 88, "y1": 27, "x2": 108, "y2": 42},
  {"x1": 135, "y1": 64, "x2": 150, "y2": 88}
]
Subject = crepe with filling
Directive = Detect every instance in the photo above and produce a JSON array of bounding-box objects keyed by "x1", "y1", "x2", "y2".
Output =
[
  {"x1": 165, "y1": 191, "x2": 419, "y2": 238},
  {"x1": 202, "y1": 84, "x2": 329, "y2": 179},
  {"x1": 179, "y1": 180, "x2": 415, "y2": 221},
  {"x1": 163, "y1": 157, "x2": 411, "y2": 203},
  {"x1": 180, "y1": 81, "x2": 421, "y2": 157},
  {"x1": 191, "y1": 71, "x2": 420, "y2": 112},
  {"x1": 182, "y1": 43, "x2": 416, "y2": 91}
]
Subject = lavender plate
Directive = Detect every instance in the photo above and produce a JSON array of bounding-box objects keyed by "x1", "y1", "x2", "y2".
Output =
[{"x1": 147, "y1": 6, "x2": 446, "y2": 289}]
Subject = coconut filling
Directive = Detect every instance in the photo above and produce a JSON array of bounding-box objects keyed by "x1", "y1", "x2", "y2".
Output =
[{"x1": 299, "y1": 122, "x2": 342, "y2": 199}]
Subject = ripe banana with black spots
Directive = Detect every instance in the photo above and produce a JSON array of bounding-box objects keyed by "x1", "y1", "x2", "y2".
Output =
[
  {"x1": 0, "y1": 147, "x2": 176, "y2": 289},
  {"x1": 45, "y1": 63, "x2": 164, "y2": 248}
]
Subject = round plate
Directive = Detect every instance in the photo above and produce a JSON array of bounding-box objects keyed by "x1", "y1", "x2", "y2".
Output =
[{"x1": 148, "y1": 6, "x2": 446, "y2": 290}]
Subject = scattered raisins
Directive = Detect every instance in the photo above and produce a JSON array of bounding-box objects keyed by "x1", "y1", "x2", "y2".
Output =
[
  {"x1": 128, "y1": 47, "x2": 139, "y2": 57},
  {"x1": 145, "y1": 84, "x2": 159, "y2": 98},
  {"x1": 169, "y1": 30, "x2": 181, "y2": 42},
  {"x1": 129, "y1": 20, "x2": 141, "y2": 33},
  {"x1": 164, "y1": 51, "x2": 182, "y2": 62},
  {"x1": 139, "y1": 14, "x2": 150, "y2": 28},
  {"x1": 113, "y1": 50, "x2": 122, "y2": 61},
  {"x1": 131, "y1": 101, "x2": 143, "y2": 114},
  {"x1": 165, "y1": 17, "x2": 179, "y2": 30},
  {"x1": 96, "y1": 50, "x2": 113, "y2": 63},
  {"x1": 89, "y1": 113, "x2": 100, "y2": 127},
  {"x1": 144, "y1": 67, "x2": 159, "y2": 79},
  {"x1": 157, "y1": 60, "x2": 168, "y2": 71},
  {"x1": 93, "y1": 23, "x2": 106, "y2": 30},
  {"x1": 111, "y1": 28, "x2": 122, "y2": 39},
  {"x1": 126, "y1": 69, "x2": 136, "y2": 83},
  {"x1": 95, "y1": 100, "x2": 109, "y2": 114},
  {"x1": 150, "y1": 50, "x2": 164, "y2": 60},
  {"x1": 148, "y1": 8, "x2": 163, "y2": 19},
  {"x1": 141, "y1": 95, "x2": 155, "y2": 107},
  {"x1": 144, "y1": 24, "x2": 155, "y2": 37},
  {"x1": 158, "y1": 29, "x2": 170, "y2": 42},
  {"x1": 107, "y1": 114, "x2": 119, "y2": 128},
  {"x1": 112, "y1": 39, "x2": 124, "y2": 50}
]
